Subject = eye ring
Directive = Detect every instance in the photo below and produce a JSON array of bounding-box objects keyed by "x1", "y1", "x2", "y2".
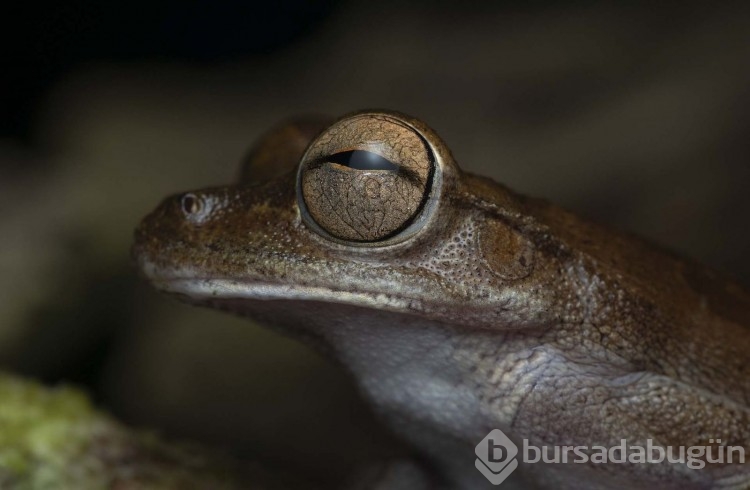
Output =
[{"x1": 296, "y1": 113, "x2": 442, "y2": 246}]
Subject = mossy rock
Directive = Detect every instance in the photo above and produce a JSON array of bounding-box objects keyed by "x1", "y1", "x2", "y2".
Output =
[{"x1": 0, "y1": 372, "x2": 298, "y2": 490}]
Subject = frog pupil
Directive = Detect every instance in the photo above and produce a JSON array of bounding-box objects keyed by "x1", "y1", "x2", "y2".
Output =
[{"x1": 329, "y1": 150, "x2": 398, "y2": 171}]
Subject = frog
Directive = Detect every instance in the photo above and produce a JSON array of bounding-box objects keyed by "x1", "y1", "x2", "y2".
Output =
[{"x1": 133, "y1": 110, "x2": 750, "y2": 490}]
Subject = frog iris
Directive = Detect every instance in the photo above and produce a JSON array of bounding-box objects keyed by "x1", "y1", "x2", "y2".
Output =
[{"x1": 297, "y1": 114, "x2": 435, "y2": 243}]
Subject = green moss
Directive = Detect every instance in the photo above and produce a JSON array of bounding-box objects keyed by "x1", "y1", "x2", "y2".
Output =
[{"x1": 0, "y1": 373, "x2": 287, "y2": 490}]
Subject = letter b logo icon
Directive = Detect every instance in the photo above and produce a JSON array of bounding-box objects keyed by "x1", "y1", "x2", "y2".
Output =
[
  {"x1": 489, "y1": 440, "x2": 508, "y2": 463},
  {"x1": 475, "y1": 429, "x2": 519, "y2": 485}
]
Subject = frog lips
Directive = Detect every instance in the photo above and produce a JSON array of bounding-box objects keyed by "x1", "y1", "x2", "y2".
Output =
[
  {"x1": 169, "y1": 277, "x2": 411, "y2": 309},
  {"x1": 138, "y1": 258, "x2": 414, "y2": 311}
]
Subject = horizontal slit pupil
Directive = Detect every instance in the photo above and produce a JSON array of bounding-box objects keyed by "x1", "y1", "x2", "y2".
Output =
[{"x1": 328, "y1": 150, "x2": 398, "y2": 171}]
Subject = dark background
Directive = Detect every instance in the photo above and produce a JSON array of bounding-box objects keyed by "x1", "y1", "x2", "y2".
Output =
[{"x1": 1, "y1": 0, "x2": 749, "y2": 486}]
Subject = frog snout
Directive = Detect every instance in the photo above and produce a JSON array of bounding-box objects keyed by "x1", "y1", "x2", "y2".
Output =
[
  {"x1": 132, "y1": 195, "x2": 177, "y2": 263},
  {"x1": 133, "y1": 188, "x2": 234, "y2": 256}
]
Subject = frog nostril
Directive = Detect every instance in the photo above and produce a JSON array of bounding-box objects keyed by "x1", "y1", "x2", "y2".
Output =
[{"x1": 181, "y1": 193, "x2": 203, "y2": 216}]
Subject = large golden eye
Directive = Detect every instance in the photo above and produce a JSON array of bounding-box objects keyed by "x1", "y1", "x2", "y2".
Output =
[{"x1": 298, "y1": 114, "x2": 434, "y2": 243}]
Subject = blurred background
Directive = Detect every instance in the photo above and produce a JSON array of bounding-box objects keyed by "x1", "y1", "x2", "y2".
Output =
[{"x1": 2, "y1": 0, "x2": 749, "y2": 487}]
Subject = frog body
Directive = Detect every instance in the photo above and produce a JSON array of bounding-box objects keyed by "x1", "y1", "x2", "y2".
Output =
[{"x1": 134, "y1": 111, "x2": 750, "y2": 489}]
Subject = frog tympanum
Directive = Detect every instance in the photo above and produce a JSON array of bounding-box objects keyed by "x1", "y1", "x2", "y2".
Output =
[{"x1": 133, "y1": 111, "x2": 750, "y2": 490}]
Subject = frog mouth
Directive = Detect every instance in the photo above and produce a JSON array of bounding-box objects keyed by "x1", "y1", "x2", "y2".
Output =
[
  {"x1": 158, "y1": 276, "x2": 412, "y2": 310},
  {"x1": 136, "y1": 254, "x2": 419, "y2": 315},
  {"x1": 136, "y1": 258, "x2": 522, "y2": 330}
]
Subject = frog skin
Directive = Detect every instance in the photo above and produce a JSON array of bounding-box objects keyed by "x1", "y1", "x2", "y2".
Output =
[{"x1": 133, "y1": 111, "x2": 750, "y2": 490}]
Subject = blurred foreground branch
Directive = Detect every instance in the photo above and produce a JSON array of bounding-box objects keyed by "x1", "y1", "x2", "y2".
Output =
[{"x1": 0, "y1": 372, "x2": 301, "y2": 490}]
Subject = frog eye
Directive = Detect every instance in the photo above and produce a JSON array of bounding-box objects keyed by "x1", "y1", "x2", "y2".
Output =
[{"x1": 298, "y1": 114, "x2": 434, "y2": 243}]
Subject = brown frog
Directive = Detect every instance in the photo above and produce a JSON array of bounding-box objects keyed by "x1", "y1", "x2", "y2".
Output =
[{"x1": 133, "y1": 111, "x2": 750, "y2": 489}]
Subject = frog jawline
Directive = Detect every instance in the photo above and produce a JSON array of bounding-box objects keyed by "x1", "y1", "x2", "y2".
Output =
[{"x1": 156, "y1": 277, "x2": 417, "y2": 311}]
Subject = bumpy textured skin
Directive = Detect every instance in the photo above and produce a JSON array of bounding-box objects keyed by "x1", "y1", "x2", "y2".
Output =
[{"x1": 133, "y1": 110, "x2": 750, "y2": 490}]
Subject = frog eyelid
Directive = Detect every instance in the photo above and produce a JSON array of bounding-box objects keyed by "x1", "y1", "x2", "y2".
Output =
[{"x1": 304, "y1": 152, "x2": 426, "y2": 188}]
